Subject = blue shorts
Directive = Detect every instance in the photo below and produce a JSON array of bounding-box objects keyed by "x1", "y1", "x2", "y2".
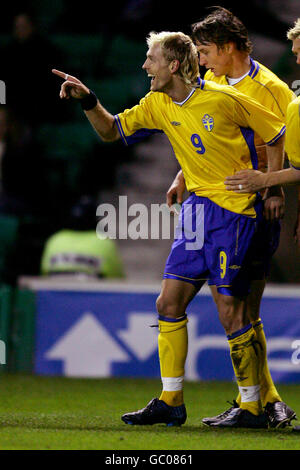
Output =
[
  {"x1": 245, "y1": 218, "x2": 280, "y2": 280},
  {"x1": 163, "y1": 193, "x2": 263, "y2": 297}
]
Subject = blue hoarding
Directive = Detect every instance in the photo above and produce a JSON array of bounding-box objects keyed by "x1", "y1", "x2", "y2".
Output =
[{"x1": 34, "y1": 284, "x2": 300, "y2": 383}]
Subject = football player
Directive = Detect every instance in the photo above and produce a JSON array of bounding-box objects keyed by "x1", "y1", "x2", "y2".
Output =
[
  {"x1": 53, "y1": 29, "x2": 286, "y2": 429},
  {"x1": 225, "y1": 19, "x2": 300, "y2": 222},
  {"x1": 166, "y1": 7, "x2": 296, "y2": 428}
]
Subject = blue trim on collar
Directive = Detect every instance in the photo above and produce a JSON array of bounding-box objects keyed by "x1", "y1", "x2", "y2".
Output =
[
  {"x1": 196, "y1": 77, "x2": 205, "y2": 89},
  {"x1": 249, "y1": 58, "x2": 259, "y2": 79},
  {"x1": 198, "y1": 78, "x2": 205, "y2": 89}
]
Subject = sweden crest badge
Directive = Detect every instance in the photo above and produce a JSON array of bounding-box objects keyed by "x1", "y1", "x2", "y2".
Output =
[{"x1": 202, "y1": 114, "x2": 214, "y2": 132}]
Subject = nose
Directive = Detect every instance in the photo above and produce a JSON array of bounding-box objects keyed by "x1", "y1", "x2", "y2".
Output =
[
  {"x1": 142, "y1": 57, "x2": 149, "y2": 70},
  {"x1": 199, "y1": 54, "x2": 207, "y2": 67}
]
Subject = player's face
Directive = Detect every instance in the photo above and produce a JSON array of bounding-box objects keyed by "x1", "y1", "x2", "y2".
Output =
[
  {"x1": 142, "y1": 43, "x2": 173, "y2": 92},
  {"x1": 196, "y1": 41, "x2": 232, "y2": 76},
  {"x1": 292, "y1": 37, "x2": 300, "y2": 65}
]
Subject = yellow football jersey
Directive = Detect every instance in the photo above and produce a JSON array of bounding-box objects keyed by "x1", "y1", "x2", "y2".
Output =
[
  {"x1": 204, "y1": 58, "x2": 295, "y2": 170},
  {"x1": 285, "y1": 96, "x2": 300, "y2": 169},
  {"x1": 115, "y1": 79, "x2": 285, "y2": 217}
]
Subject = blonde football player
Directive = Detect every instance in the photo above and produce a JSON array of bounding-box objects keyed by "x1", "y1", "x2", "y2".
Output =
[
  {"x1": 53, "y1": 30, "x2": 286, "y2": 428},
  {"x1": 167, "y1": 7, "x2": 296, "y2": 428}
]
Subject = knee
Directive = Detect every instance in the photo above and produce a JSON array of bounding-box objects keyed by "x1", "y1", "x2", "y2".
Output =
[
  {"x1": 217, "y1": 295, "x2": 247, "y2": 335},
  {"x1": 156, "y1": 294, "x2": 182, "y2": 319},
  {"x1": 218, "y1": 302, "x2": 234, "y2": 332}
]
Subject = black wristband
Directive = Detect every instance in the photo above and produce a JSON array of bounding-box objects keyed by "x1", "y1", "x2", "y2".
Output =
[{"x1": 80, "y1": 89, "x2": 98, "y2": 111}]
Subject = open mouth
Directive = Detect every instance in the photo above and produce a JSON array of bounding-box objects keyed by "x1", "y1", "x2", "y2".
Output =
[{"x1": 148, "y1": 74, "x2": 155, "y2": 85}]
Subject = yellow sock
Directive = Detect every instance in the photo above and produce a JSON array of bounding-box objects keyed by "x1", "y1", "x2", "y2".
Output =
[
  {"x1": 158, "y1": 315, "x2": 188, "y2": 407},
  {"x1": 236, "y1": 319, "x2": 282, "y2": 407},
  {"x1": 252, "y1": 319, "x2": 281, "y2": 406},
  {"x1": 228, "y1": 324, "x2": 263, "y2": 416}
]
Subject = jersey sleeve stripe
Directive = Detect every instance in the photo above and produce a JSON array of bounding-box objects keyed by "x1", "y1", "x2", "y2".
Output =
[
  {"x1": 114, "y1": 115, "x2": 164, "y2": 145},
  {"x1": 240, "y1": 127, "x2": 258, "y2": 169},
  {"x1": 265, "y1": 125, "x2": 286, "y2": 145},
  {"x1": 290, "y1": 163, "x2": 300, "y2": 170},
  {"x1": 114, "y1": 114, "x2": 128, "y2": 145},
  {"x1": 124, "y1": 128, "x2": 163, "y2": 145}
]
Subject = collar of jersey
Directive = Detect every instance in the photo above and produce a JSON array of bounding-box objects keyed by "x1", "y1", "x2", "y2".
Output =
[
  {"x1": 248, "y1": 57, "x2": 260, "y2": 78},
  {"x1": 225, "y1": 58, "x2": 259, "y2": 84},
  {"x1": 173, "y1": 87, "x2": 197, "y2": 106}
]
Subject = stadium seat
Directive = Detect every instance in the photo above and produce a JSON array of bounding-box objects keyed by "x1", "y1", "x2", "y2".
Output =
[
  {"x1": 105, "y1": 35, "x2": 147, "y2": 74},
  {"x1": 82, "y1": 73, "x2": 150, "y2": 116},
  {"x1": 34, "y1": 0, "x2": 65, "y2": 32},
  {"x1": 37, "y1": 122, "x2": 99, "y2": 159},
  {"x1": 51, "y1": 34, "x2": 105, "y2": 76}
]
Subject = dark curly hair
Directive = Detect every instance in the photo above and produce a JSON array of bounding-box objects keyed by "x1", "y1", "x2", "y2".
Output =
[{"x1": 191, "y1": 6, "x2": 252, "y2": 54}]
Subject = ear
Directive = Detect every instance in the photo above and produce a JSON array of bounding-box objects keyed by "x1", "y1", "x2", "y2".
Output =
[
  {"x1": 169, "y1": 59, "x2": 180, "y2": 74},
  {"x1": 225, "y1": 42, "x2": 235, "y2": 54}
]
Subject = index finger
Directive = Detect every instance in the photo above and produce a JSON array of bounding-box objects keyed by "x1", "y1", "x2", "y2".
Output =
[
  {"x1": 52, "y1": 69, "x2": 81, "y2": 85},
  {"x1": 52, "y1": 69, "x2": 69, "y2": 80}
]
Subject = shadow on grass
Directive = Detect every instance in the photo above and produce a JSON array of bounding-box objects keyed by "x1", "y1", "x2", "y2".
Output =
[{"x1": 0, "y1": 414, "x2": 297, "y2": 437}]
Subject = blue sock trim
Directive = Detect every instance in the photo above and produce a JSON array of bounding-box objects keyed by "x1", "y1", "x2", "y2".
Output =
[
  {"x1": 227, "y1": 323, "x2": 252, "y2": 340},
  {"x1": 253, "y1": 320, "x2": 262, "y2": 328},
  {"x1": 158, "y1": 314, "x2": 187, "y2": 323}
]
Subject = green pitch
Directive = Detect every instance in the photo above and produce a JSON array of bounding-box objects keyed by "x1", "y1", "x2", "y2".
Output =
[{"x1": 0, "y1": 374, "x2": 299, "y2": 450}]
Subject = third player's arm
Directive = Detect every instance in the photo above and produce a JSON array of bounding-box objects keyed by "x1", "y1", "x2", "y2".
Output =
[
  {"x1": 263, "y1": 135, "x2": 285, "y2": 219},
  {"x1": 263, "y1": 165, "x2": 300, "y2": 187}
]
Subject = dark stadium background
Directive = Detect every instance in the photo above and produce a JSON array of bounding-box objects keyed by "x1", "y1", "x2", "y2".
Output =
[{"x1": 0, "y1": 0, "x2": 299, "y2": 287}]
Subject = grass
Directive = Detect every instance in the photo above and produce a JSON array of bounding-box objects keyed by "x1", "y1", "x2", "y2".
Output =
[{"x1": 0, "y1": 374, "x2": 299, "y2": 450}]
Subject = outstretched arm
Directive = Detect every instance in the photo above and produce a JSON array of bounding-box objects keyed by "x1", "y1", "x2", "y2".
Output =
[{"x1": 52, "y1": 69, "x2": 120, "y2": 142}]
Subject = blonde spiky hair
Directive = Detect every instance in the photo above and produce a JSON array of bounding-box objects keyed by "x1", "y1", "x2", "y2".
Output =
[
  {"x1": 287, "y1": 18, "x2": 300, "y2": 40},
  {"x1": 146, "y1": 31, "x2": 199, "y2": 86}
]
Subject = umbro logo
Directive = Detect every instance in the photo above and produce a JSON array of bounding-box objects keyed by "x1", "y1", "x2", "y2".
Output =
[
  {"x1": 229, "y1": 265, "x2": 241, "y2": 270},
  {"x1": 171, "y1": 121, "x2": 181, "y2": 126}
]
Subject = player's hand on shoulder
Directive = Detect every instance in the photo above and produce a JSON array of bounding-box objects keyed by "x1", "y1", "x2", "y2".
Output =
[
  {"x1": 52, "y1": 69, "x2": 90, "y2": 100},
  {"x1": 225, "y1": 169, "x2": 265, "y2": 193}
]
